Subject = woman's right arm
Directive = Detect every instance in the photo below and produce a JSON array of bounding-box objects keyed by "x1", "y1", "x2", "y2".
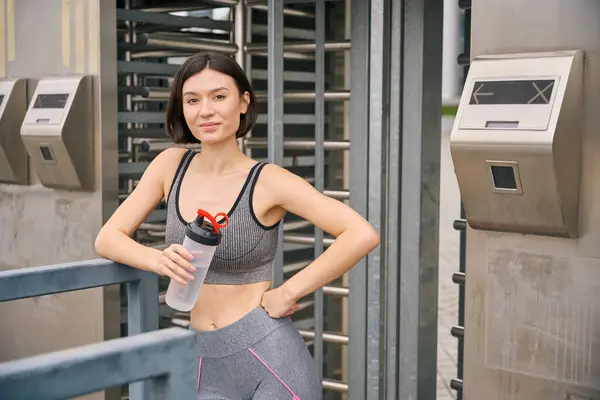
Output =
[{"x1": 94, "y1": 147, "x2": 194, "y2": 284}]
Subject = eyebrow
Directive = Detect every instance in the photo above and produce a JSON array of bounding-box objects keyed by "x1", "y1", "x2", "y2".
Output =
[{"x1": 183, "y1": 86, "x2": 230, "y2": 96}]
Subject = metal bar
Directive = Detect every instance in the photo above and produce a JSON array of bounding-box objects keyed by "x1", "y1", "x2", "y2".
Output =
[
  {"x1": 252, "y1": 24, "x2": 315, "y2": 40},
  {"x1": 268, "y1": 0, "x2": 285, "y2": 288},
  {"x1": 0, "y1": 328, "x2": 197, "y2": 400},
  {"x1": 348, "y1": 0, "x2": 370, "y2": 396},
  {"x1": 234, "y1": 1, "x2": 245, "y2": 68},
  {"x1": 385, "y1": 0, "x2": 402, "y2": 397},
  {"x1": 255, "y1": 90, "x2": 350, "y2": 102},
  {"x1": 322, "y1": 285, "x2": 349, "y2": 297},
  {"x1": 398, "y1": 0, "x2": 443, "y2": 398},
  {"x1": 119, "y1": 111, "x2": 164, "y2": 124},
  {"x1": 0, "y1": 259, "x2": 151, "y2": 302},
  {"x1": 248, "y1": 3, "x2": 314, "y2": 18},
  {"x1": 323, "y1": 379, "x2": 349, "y2": 392},
  {"x1": 452, "y1": 271, "x2": 465, "y2": 285},
  {"x1": 365, "y1": 0, "x2": 388, "y2": 397},
  {"x1": 119, "y1": 128, "x2": 168, "y2": 139},
  {"x1": 119, "y1": 86, "x2": 150, "y2": 97},
  {"x1": 251, "y1": 69, "x2": 315, "y2": 82},
  {"x1": 248, "y1": 0, "x2": 344, "y2": 4},
  {"x1": 451, "y1": 325, "x2": 465, "y2": 339},
  {"x1": 116, "y1": 8, "x2": 232, "y2": 31},
  {"x1": 244, "y1": 138, "x2": 350, "y2": 150},
  {"x1": 298, "y1": 330, "x2": 348, "y2": 345},
  {"x1": 118, "y1": 60, "x2": 180, "y2": 76},
  {"x1": 246, "y1": 40, "x2": 350, "y2": 53},
  {"x1": 313, "y1": 2, "x2": 326, "y2": 393},
  {"x1": 127, "y1": 273, "x2": 159, "y2": 400},
  {"x1": 119, "y1": 162, "x2": 150, "y2": 179},
  {"x1": 324, "y1": 190, "x2": 350, "y2": 200},
  {"x1": 256, "y1": 114, "x2": 325, "y2": 125},
  {"x1": 284, "y1": 235, "x2": 334, "y2": 246},
  {"x1": 138, "y1": 33, "x2": 239, "y2": 54}
]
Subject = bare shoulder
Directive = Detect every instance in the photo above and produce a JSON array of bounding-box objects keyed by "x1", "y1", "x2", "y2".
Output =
[
  {"x1": 257, "y1": 163, "x2": 323, "y2": 205},
  {"x1": 146, "y1": 147, "x2": 190, "y2": 183}
]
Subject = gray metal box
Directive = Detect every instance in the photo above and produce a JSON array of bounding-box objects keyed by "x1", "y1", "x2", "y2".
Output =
[
  {"x1": 20, "y1": 75, "x2": 94, "y2": 192},
  {"x1": 450, "y1": 50, "x2": 584, "y2": 238},
  {"x1": 0, "y1": 78, "x2": 30, "y2": 185}
]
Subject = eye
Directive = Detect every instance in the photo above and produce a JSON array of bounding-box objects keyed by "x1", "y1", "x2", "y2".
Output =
[
  {"x1": 186, "y1": 98, "x2": 198, "y2": 104},
  {"x1": 214, "y1": 94, "x2": 226, "y2": 100}
]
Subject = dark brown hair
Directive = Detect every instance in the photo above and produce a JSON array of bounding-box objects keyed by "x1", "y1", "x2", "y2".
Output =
[{"x1": 165, "y1": 51, "x2": 258, "y2": 143}]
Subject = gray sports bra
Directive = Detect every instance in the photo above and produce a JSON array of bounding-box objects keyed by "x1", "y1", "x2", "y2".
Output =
[{"x1": 164, "y1": 150, "x2": 280, "y2": 284}]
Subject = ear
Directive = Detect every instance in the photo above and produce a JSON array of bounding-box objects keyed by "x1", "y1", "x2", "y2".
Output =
[{"x1": 240, "y1": 91, "x2": 250, "y2": 114}]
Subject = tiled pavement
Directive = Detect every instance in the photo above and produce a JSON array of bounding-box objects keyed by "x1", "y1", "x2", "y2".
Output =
[{"x1": 436, "y1": 116, "x2": 461, "y2": 400}]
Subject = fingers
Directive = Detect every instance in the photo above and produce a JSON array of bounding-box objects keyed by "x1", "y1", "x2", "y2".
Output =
[
  {"x1": 165, "y1": 245, "x2": 195, "y2": 273},
  {"x1": 160, "y1": 253, "x2": 195, "y2": 285}
]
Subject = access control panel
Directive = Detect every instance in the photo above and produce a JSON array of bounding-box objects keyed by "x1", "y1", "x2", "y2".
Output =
[
  {"x1": 450, "y1": 50, "x2": 584, "y2": 238},
  {"x1": 20, "y1": 75, "x2": 94, "y2": 191},
  {"x1": 0, "y1": 78, "x2": 30, "y2": 185}
]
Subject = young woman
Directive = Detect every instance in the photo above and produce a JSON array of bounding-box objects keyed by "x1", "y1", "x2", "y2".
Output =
[{"x1": 95, "y1": 51, "x2": 379, "y2": 399}]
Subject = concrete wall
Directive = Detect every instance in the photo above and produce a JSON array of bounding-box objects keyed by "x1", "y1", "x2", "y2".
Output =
[
  {"x1": 464, "y1": 1, "x2": 600, "y2": 399},
  {"x1": 0, "y1": 1, "x2": 119, "y2": 399}
]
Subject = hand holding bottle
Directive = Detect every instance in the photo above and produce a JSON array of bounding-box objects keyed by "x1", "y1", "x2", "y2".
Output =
[{"x1": 151, "y1": 244, "x2": 196, "y2": 285}]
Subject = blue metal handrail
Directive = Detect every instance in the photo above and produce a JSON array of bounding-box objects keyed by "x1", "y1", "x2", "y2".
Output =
[
  {"x1": 0, "y1": 327, "x2": 197, "y2": 400},
  {"x1": 0, "y1": 258, "x2": 166, "y2": 400}
]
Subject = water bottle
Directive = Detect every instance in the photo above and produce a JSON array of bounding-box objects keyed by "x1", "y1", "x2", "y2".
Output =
[{"x1": 165, "y1": 209, "x2": 228, "y2": 312}]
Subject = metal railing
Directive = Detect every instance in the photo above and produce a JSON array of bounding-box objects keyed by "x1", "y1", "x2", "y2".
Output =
[{"x1": 0, "y1": 259, "x2": 198, "y2": 400}]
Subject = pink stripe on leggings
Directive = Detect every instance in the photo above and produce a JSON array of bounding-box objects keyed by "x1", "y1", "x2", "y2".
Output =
[
  {"x1": 197, "y1": 357, "x2": 203, "y2": 391},
  {"x1": 248, "y1": 348, "x2": 301, "y2": 400}
]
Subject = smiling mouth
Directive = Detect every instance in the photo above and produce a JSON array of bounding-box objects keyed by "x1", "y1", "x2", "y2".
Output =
[{"x1": 200, "y1": 123, "x2": 220, "y2": 128}]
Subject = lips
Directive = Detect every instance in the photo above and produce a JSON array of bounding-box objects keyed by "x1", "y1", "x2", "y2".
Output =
[{"x1": 200, "y1": 122, "x2": 220, "y2": 128}]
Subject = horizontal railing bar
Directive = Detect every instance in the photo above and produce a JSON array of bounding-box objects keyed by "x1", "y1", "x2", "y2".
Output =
[
  {"x1": 251, "y1": 69, "x2": 315, "y2": 82},
  {"x1": 255, "y1": 90, "x2": 350, "y2": 102},
  {"x1": 450, "y1": 378, "x2": 463, "y2": 391},
  {"x1": 116, "y1": 8, "x2": 231, "y2": 31},
  {"x1": 251, "y1": 24, "x2": 315, "y2": 40},
  {"x1": 450, "y1": 325, "x2": 464, "y2": 339},
  {"x1": 322, "y1": 285, "x2": 349, "y2": 297},
  {"x1": 118, "y1": 61, "x2": 180, "y2": 76},
  {"x1": 324, "y1": 190, "x2": 349, "y2": 200},
  {"x1": 298, "y1": 330, "x2": 348, "y2": 345},
  {"x1": 138, "y1": 33, "x2": 238, "y2": 54},
  {"x1": 244, "y1": 138, "x2": 349, "y2": 150},
  {"x1": 322, "y1": 379, "x2": 349, "y2": 392},
  {"x1": 248, "y1": 0, "x2": 343, "y2": 5},
  {"x1": 284, "y1": 234, "x2": 335, "y2": 246},
  {"x1": 452, "y1": 271, "x2": 465, "y2": 285},
  {"x1": 0, "y1": 259, "x2": 149, "y2": 302},
  {"x1": 246, "y1": 40, "x2": 350, "y2": 53},
  {"x1": 119, "y1": 129, "x2": 168, "y2": 139},
  {"x1": 0, "y1": 328, "x2": 197, "y2": 400},
  {"x1": 248, "y1": 3, "x2": 314, "y2": 18}
]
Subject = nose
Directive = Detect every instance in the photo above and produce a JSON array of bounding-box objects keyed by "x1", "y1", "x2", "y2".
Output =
[{"x1": 198, "y1": 99, "x2": 215, "y2": 118}]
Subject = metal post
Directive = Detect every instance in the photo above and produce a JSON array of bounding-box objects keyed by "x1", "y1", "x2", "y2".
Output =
[
  {"x1": 127, "y1": 273, "x2": 159, "y2": 400},
  {"x1": 314, "y1": 0, "x2": 326, "y2": 396},
  {"x1": 347, "y1": 0, "x2": 370, "y2": 397},
  {"x1": 366, "y1": 0, "x2": 389, "y2": 398},
  {"x1": 384, "y1": 0, "x2": 403, "y2": 397},
  {"x1": 398, "y1": 0, "x2": 443, "y2": 399},
  {"x1": 268, "y1": 0, "x2": 285, "y2": 287}
]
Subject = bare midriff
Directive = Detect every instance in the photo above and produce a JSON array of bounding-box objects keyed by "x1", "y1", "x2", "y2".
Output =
[{"x1": 189, "y1": 280, "x2": 272, "y2": 331}]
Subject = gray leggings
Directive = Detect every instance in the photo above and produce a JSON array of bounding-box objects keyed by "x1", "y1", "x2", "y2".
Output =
[{"x1": 192, "y1": 307, "x2": 320, "y2": 399}]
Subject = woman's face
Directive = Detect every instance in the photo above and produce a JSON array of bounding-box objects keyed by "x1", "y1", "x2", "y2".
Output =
[{"x1": 182, "y1": 68, "x2": 249, "y2": 144}]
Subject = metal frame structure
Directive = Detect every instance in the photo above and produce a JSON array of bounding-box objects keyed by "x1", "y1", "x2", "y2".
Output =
[
  {"x1": 0, "y1": 0, "x2": 443, "y2": 398},
  {"x1": 0, "y1": 260, "x2": 175, "y2": 400},
  {"x1": 115, "y1": 0, "x2": 443, "y2": 398}
]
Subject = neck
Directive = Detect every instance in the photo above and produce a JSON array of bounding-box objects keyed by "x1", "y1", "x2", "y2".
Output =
[{"x1": 196, "y1": 137, "x2": 246, "y2": 173}]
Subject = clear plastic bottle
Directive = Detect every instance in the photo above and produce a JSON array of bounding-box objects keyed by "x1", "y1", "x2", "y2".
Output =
[{"x1": 165, "y1": 209, "x2": 228, "y2": 312}]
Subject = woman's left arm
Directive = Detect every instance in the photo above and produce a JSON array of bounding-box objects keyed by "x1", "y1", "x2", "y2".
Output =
[{"x1": 259, "y1": 164, "x2": 380, "y2": 317}]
